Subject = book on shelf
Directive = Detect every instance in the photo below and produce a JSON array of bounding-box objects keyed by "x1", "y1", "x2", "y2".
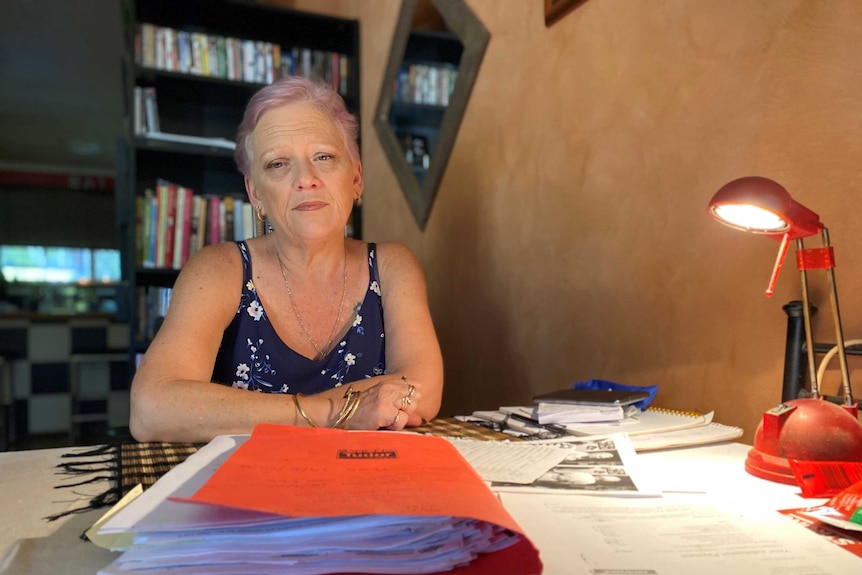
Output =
[
  {"x1": 135, "y1": 285, "x2": 172, "y2": 343},
  {"x1": 133, "y1": 86, "x2": 160, "y2": 135},
  {"x1": 172, "y1": 185, "x2": 194, "y2": 269},
  {"x1": 154, "y1": 179, "x2": 177, "y2": 269}
]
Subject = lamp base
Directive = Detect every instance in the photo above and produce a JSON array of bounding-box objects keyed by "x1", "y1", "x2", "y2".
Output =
[{"x1": 745, "y1": 398, "x2": 862, "y2": 484}]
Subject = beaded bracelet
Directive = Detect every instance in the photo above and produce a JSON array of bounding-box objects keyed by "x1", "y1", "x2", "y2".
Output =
[{"x1": 293, "y1": 393, "x2": 318, "y2": 427}]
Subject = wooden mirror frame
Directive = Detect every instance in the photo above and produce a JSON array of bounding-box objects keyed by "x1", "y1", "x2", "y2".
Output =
[{"x1": 373, "y1": 0, "x2": 490, "y2": 229}]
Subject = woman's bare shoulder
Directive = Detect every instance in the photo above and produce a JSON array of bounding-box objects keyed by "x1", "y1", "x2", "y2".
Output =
[
  {"x1": 372, "y1": 241, "x2": 419, "y2": 267},
  {"x1": 372, "y1": 241, "x2": 426, "y2": 288},
  {"x1": 174, "y1": 241, "x2": 243, "y2": 288}
]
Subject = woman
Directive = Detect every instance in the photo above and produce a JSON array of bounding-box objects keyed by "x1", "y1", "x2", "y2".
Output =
[{"x1": 129, "y1": 77, "x2": 443, "y2": 443}]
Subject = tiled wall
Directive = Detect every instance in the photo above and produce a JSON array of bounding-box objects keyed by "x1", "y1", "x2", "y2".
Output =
[{"x1": 0, "y1": 318, "x2": 130, "y2": 437}]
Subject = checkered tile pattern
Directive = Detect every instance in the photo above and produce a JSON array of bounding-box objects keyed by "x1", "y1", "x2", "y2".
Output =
[{"x1": 0, "y1": 318, "x2": 131, "y2": 437}]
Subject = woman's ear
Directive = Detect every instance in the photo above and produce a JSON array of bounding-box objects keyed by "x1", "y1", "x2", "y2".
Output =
[
  {"x1": 245, "y1": 176, "x2": 266, "y2": 220},
  {"x1": 244, "y1": 175, "x2": 257, "y2": 203},
  {"x1": 353, "y1": 162, "x2": 364, "y2": 200}
]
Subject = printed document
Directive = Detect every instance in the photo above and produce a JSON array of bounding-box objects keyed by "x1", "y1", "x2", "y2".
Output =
[{"x1": 501, "y1": 493, "x2": 862, "y2": 574}]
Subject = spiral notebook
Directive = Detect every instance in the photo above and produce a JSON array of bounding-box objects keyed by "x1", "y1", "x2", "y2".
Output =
[
  {"x1": 562, "y1": 407, "x2": 714, "y2": 437},
  {"x1": 628, "y1": 421, "x2": 744, "y2": 451},
  {"x1": 561, "y1": 407, "x2": 743, "y2": 451}
]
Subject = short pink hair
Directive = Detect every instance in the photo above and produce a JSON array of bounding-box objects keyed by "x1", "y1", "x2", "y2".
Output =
[{"x1": 235, "y1": 76, "x2": 360, "y2": 177}]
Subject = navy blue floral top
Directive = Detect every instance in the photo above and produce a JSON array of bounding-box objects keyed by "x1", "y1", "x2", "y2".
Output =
[{"x1": 212, "y1": 241, "x2": 386, "y2": 394}]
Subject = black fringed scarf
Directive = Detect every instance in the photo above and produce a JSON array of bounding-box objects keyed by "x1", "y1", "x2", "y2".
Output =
[{"x1": 48, "y1": 441, "x2": 204, "y2": 522}]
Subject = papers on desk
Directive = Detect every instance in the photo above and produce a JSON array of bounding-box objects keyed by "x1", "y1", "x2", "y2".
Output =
[
  {"x1": 442, "y1": 438, "x2": 573, "y2": 484},
  {"x1": 501, "y1": 492, "x2": 862, "y2": 575},
  {"x1": 466, "y1": 406, "x2": 744, "y2": 452},
  {"x1": 532, "y1": 402, "x2": 625, "y2": 425},
  {"x1": 97, "y1": 426, "x2": 542, "y2": 575},
  {"x1": 489, "y1": 433, "x2": 662, "y2": 497}
]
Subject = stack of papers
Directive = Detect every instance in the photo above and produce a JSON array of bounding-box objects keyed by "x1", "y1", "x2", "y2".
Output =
[
  {"x1": 532, "y1": 403, "x2": 625, "y2": 425},
  {"x1": 96, "y1": 425, "x2": 542, "y2": 575},
  {"x1": 465, "y1": 407, "x2": 743, "y2": 451}
]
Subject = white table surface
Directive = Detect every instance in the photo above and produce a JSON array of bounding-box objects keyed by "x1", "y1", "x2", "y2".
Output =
[
  {"x1": 0, "y1": 446, "x2": 118, "y2": 574},
  {"x1": 0, "y1": 442, "x2": 851, "y2": 575}
]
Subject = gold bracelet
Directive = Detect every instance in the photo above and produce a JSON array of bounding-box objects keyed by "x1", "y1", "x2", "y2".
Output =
[
  {"x1": 293, "y1": 393, "x2": 317, "y2": 427},
  {"x1": 333, "y1": 386, "x2": 363, "y2": 429}
]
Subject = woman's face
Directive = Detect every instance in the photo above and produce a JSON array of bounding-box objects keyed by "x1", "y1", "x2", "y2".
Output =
[{"x1": 245, "y1": 102, "x2": 362, "y2": 241}]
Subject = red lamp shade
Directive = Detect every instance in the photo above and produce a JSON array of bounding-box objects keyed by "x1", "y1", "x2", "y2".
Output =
[{"x1": 707, "y1": 176, "x2": 822, "y2": 240}]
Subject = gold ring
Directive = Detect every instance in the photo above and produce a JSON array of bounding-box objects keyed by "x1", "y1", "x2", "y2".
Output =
[
  {"x1": 406, "y1": 384, "x2": 416, "y2": 399},
  {"x1": 391, "y1": 411, "x2": 400, "y2": 427},
  {"x1": 400, "y1": 396, "x2": 412, "y2": 410}
]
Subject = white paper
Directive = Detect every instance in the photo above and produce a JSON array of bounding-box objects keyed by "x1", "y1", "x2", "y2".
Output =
[
  {"x1": 501, "y1": 492, "x2": 862, "y2": 575},
  {"x1": 533, "y1": 403, "x2": 624, "y2": 424},
  {"x1": 444, "y1": 437, "x2": 571, "y2": 484}
]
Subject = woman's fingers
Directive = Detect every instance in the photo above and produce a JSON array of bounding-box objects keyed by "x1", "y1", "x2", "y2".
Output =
[{"x1": 347, "y1": 377, "x2": 422, "y2": 430}]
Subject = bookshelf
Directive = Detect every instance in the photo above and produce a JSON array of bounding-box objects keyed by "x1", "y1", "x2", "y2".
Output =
[
  {"x1": 387, "y1": 29, "x2": 462, "y2": 186},
  {"x1": 373, "y1": 0, "x2": 489, "y2": 229},
  {"x1": 116, "y1": 0, "x2": 361, "y2": 353}
]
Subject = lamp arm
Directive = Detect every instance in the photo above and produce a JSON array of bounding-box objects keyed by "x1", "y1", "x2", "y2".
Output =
[
  {"x1": 821, "y1": 227, "x2": 854, "y2": 405},
  {"x1": 766, "y1": 233, "x2": 790, "y2": 297},
  {"x1": 797, "y1": 237, "x2": 820, "y2": 398}
]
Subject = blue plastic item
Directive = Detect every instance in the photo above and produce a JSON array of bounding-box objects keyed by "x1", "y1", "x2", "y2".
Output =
[{"x1": 571, "y1": 379, "x2": 658, "y2": 411}]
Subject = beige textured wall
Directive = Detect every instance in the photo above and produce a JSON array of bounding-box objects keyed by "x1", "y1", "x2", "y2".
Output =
[{"x1": 277, "y1": 0, "x2": 862, "y2": 443}]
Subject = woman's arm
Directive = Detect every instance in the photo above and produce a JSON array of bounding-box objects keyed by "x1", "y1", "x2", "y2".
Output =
[
  {"x1": 129, "y1": 242, "x2": 300, "y2": 442},
  {"x1": 370, "y1": 241, "x2": 443, "y2": 423}
]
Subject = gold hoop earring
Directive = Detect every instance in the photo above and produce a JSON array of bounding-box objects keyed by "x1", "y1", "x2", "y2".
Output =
[{"x1": 255, "y1": 206, "x2": 266, "y2": 222}]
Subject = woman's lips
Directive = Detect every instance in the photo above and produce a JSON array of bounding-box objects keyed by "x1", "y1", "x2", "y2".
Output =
[{"x1": 294, "y1": 201, "x2": 328, "y2": 211}]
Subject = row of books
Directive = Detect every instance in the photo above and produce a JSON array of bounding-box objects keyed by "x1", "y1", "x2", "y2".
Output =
[
  {"x1": 136, "y1": 179, "x2": 262, "y2": 271},
  {"x1": 395, "y1": 63, "x2": 458, "y2": 107},
  {"x1": 134, "y1": 285, "x2": 171, "y2": 343},
  {"x1": 133, "y1": 86, "x2": 159, "y2": 135},
  {"x1": 136, "y1": 22, "x2": 352, "y2": 95}
]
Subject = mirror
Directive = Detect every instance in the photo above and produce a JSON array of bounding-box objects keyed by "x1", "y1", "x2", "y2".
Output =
[{"x1": 374, "y1": 0, "x2": 490, "y2": 229}]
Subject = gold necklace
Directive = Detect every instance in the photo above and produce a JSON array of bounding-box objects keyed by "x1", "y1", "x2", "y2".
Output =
[{"x1": 275, "y1": 248, "x2": 347, "y2": 361}]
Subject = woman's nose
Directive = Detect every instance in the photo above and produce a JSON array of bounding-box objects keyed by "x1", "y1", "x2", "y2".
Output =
[{"x1": 293, "y1": 160, "x2": 320, "y2": 189}]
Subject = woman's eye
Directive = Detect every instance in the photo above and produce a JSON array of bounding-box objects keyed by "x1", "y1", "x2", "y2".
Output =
[
  {"x1": 316, "y1": 154, "x2": 333, "y2": 161},
  {"x1": 269, "y1": 161, "x2": 285, "y2": 169}
]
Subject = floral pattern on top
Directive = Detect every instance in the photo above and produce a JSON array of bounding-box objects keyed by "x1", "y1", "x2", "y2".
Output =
[{"x1": 211, "y1": 241, "x2": 386, "y2": 396}]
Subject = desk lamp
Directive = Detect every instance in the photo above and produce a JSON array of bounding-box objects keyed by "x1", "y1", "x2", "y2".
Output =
[{"x1": 707, "y1": 176, "x2": 862, "y2": 484}]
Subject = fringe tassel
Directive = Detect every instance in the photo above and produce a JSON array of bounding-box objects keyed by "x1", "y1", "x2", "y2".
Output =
[
  {"x1": 54, "y1": 475, "x2": 114, "y2": 489},
  {"x1": 46, "y1": 444, "x2": 122, "y2": 522},
  {"x1": 60, "y1": 444, "x2": 116, "y2": 458},
  {"x1": 44, "y1": 487, "x2": 120, "y2": 522}
]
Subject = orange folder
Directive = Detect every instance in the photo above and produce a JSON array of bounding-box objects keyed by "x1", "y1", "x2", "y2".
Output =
[{"x1": 175, "y1": 424, "x2": 542, "y2": 574}]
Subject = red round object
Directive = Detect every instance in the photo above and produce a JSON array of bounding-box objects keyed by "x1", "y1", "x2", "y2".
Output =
[{"x1": 745, "y1": 398, "x2": 862, "y2": 484}]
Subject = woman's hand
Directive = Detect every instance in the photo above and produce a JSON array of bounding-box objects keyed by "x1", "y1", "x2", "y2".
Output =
[{"x1": 344, "y1": 377, "x2": 421, "y2": 431}]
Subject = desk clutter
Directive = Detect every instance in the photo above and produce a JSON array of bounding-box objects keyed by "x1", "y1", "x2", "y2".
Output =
[{"x1": 68, "y1": 409, "x2": 862, "y2": 573}]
